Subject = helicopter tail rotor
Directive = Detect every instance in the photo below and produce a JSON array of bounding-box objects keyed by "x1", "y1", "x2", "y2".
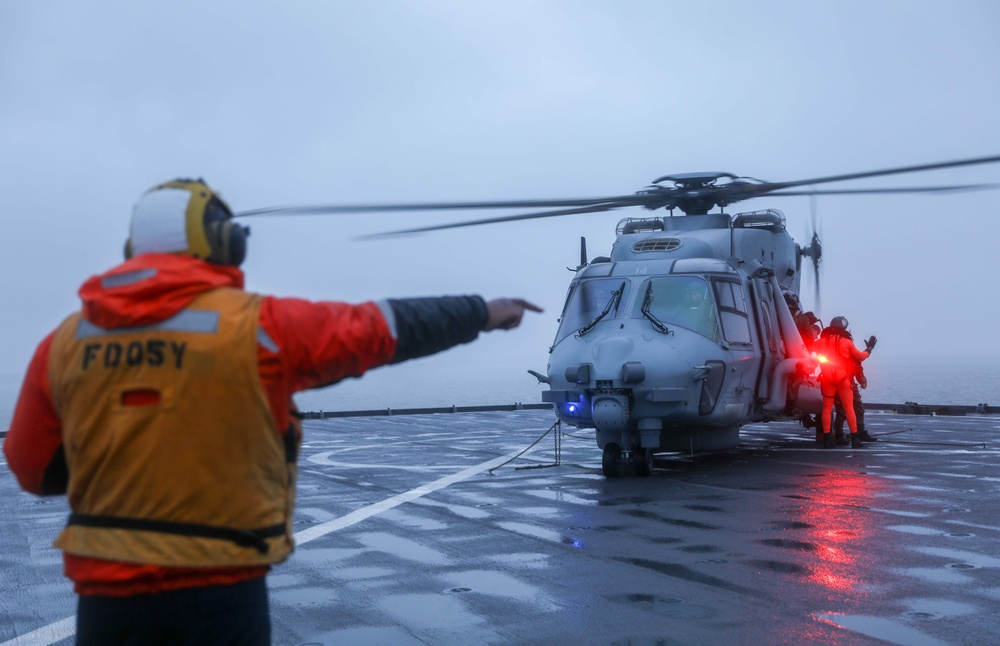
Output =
[
  {"x1": 798, "y1": 233, "x2": 822, "y2": 314},
  {"x1": 811, "y1": 194, "x2": 821, "y2": 313},
  {"x1": 800, "y1": 193, "x2": 823, "y2": 313},
  {"x1": 808, "y1": 230, "x2": 822, "y2": 313}
]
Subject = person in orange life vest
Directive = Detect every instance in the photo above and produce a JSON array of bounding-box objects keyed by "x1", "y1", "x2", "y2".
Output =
[
  {"x1": 831, "y1": 332, "x2": 878, "y2": 443},
  {"x1": 817, "y1": 316, "x2": 876, "y2": 449},
  {"x1": 3, "y1": 179, "x2": 542, "y2": 646},
  {"x1": 815, "y1": 346, "x2": 873, "y2": 445}
]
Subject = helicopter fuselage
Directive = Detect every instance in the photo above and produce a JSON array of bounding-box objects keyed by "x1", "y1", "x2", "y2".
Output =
[{"x1": 542, "y1": 210, "x2": 822, "y2": 475}]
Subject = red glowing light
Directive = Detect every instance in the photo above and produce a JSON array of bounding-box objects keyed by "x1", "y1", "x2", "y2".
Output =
[{"x1": 794, "y1": 469, "x2": 886, "y2": 594}]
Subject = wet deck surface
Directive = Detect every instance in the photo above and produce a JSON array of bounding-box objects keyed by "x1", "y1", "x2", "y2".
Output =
[{"x1": 3, "y1": 410, "x2": 1000, "y2": 646}]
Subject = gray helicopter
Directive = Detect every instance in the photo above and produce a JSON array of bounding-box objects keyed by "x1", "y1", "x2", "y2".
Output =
[
  {"x1": 538, "y1": 203, "x2": 818, "y2": 477},
  {"x1": 237, "y1": 155, "x2": 1000, "y2": 477}
]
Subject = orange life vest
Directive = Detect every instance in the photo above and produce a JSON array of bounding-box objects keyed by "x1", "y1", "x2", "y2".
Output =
[
  {"x1": 817, "y1": 333, "x2": 854, "y2": 383},
  {"x1": 47, "y1": 287, "x2": 298, "y2": 567}
]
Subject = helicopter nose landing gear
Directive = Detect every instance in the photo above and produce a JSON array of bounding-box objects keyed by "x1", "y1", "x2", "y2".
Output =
[
  {"x1": 634, "y1": 448, "x2": 654, "y2": 477},
  {"x1": 601, "y1": 443, "x2": 654, "y2": 478},
  {"x1": 602, "y1": 443, "x2": 622, "y2": 478}
]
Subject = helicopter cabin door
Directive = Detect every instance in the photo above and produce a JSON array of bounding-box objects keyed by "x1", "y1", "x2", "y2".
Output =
[
  {"x1": 711, "y1": 277, "x2": 759, "y2": 419},
  {"x1": 746, "y1": 274, "x2": 784, "y2": 403}
]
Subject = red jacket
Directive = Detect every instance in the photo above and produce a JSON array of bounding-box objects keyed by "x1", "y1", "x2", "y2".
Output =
[{"x1": 4, "y1": 253, "x2": 486, "y2": 596}]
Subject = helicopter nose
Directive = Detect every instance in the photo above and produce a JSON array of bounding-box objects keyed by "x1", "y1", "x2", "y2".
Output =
[{"x1": 594, "y1": 335, "x2": 634, "y2": 369}]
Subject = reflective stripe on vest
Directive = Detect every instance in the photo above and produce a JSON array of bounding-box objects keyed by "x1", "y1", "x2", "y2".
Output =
[
  {"x1": 75, "y1": 309, "x2": 220, "y2": 338},
  {"x1": 101, "y1": 268, "x2": 158, "y2": 289}
]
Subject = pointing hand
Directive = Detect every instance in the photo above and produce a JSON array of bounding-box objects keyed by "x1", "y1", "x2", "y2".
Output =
[{"x1": 484, "y1": 298, "x2": 543, "y2": 331}]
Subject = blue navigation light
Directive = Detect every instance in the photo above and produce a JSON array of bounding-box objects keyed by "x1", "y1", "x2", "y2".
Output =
[{"x1": 560, "y1": 394, "x2": 589, "y2": 418}]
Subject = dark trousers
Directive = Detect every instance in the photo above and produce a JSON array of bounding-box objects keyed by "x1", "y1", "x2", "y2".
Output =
[{"x1": 77, "y1": 577, "x2": 270, "y2": 646}]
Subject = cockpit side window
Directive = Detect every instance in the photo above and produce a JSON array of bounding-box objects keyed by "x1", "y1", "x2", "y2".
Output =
[
  {"x1": 555, "y1": 277, "x2": 631, "y2": 342},
  {"x1": 716, "y1": 281, "x2": 736, "y2": 310},
  {"x1": 714, "y1": 280, "x2": 747, "y2": 314},
  {"x1": 713, "y1": 279, "x2": 751, "y2": 345}
]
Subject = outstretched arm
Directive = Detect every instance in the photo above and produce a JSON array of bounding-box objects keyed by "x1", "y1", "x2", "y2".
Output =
[
  {"x1": 261, "y1": 294, "x2": 543, "y2": 391},
  {"x1": 387, "y1": 296, "x2": 542, "y2": 362}
]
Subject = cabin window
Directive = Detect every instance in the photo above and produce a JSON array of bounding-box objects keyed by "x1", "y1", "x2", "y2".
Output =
[
  {"x1": 630, "y1": 276, "x2": 719, "y2": 340},
  {"x1": 713, "y1": 279, "x2": 752, "y2": 345},
  {"x1": 556, "y1": 277, "x2": 631, "y2": 341},
  {"x1": 720, "y1": 312, "x2": 752, "y2": 344}
]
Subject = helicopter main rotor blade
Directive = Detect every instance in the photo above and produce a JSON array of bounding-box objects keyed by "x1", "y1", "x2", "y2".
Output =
[
  {"x1": 232, "y1": 154, "x2": 1000, "y2": 225},
  {"x1": 763, "y1": 183, "x2": 1000, "y2": 197},
  {"x1": 233, "y1": 194, "x2": 647, "y2": 218},
  {"x1": 763, "y1": 154, "x2": 1000, "y2": 192},
  {"x1": 356, "y1": 202, "x2": 627, "y2": 238}
]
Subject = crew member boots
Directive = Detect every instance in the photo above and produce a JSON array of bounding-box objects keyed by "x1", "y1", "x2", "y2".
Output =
[
  {"x1": 851, "y1": 434, "x2": 864, "y2": 449},
  {"x1": 858, "y1": 431, "x2": 878, "y2": 442},
  {"x1": 834, "y1": 433, "x2": 849, "y2": 446},
  {"x1": 823, "y1": 433, "x2": 836, "y2": 449}
]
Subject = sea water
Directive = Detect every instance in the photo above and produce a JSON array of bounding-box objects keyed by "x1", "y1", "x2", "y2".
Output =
[{"x1": 2, "y1": 353, "x2": 997, "y2": 432}]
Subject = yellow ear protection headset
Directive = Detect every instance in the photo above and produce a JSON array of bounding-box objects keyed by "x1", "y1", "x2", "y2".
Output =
[{"x1": 125, "y1": 179, "x2": 250, "y2": 267}]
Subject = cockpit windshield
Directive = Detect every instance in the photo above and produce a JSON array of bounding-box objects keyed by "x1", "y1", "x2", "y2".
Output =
[
  {"x1": 630, "y1": 276, "x2": 719, "y2": 339},
  {"x1": 556, "y1": 278, "x2": 631, "y2": 342}
]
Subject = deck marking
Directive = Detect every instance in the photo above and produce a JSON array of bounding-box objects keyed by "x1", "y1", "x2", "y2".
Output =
[
  {"x1": 294, "y1": 446, "x2": 535, "y2": 545},
  {"x1": 0, "y1": 447, "x2": 531, "y2": 646},
  {"x1": 0, "y1": 617, "x2": 75, "y2": 646}
]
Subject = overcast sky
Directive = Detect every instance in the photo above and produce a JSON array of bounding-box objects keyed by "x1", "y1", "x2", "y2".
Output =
[{"x1": 2, "y1": 1, "x2": 998, "y2": 409}]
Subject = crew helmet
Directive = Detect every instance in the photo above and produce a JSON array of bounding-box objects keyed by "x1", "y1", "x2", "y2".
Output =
[
  {"x1": 125, "y1": 179, "x2": 249, "y2": 266},
  {"x1": 830, "y1": 315, "x2": 849, "y2": 330}
]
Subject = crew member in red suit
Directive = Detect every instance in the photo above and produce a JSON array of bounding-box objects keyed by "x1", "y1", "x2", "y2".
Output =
[
  {"x1": 817, "y1": 315, "x2": 876, "y2": 449},
  {"x1": 4, "y1": 179, "x2": 542, "y2": 645}
]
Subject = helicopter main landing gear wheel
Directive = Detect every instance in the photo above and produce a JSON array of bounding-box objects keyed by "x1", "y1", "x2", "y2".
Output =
[
  {"x1": 602, "y1": 443, "x2": 622, "y2": 478},
  {"x1": 634, "y1": 448, "x2": 653, "y2": 477}
]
